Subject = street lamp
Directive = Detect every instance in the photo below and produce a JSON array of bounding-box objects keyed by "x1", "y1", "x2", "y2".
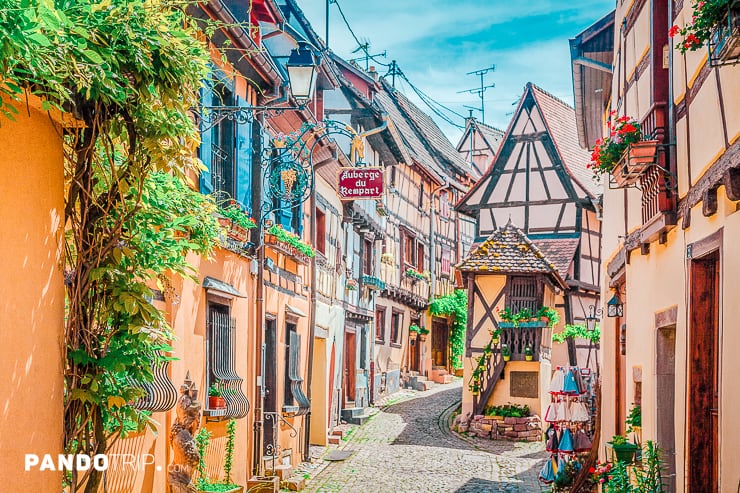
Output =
[
  {"x1": 286, "y1": 41, "x2": 318, "y2": 101},
  {"x1": 606, "y1": 293, "x2": 624, "y2": 318},
  {"x1": 585, "y1": 305, "x2": 602, "y2": 332}
]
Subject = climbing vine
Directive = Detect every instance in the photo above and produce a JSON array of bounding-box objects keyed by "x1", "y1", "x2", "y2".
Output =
[
  {"x1": 428, "y1": 289, "x2": 468, "y2": 369},
  {"x1": 0, "y1": 1, "x2": 221, "y2": 491},
  {"x1": 552, "y1": 324, "x2": 601, "y2": 344}
]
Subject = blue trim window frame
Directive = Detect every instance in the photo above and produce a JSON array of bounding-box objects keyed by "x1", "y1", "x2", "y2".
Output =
[{"x1": 199, "y1": 66, "x2": 254, "y2": 215}]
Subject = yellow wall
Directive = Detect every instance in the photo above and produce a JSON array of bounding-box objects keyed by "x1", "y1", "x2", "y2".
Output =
[{"x1": 0, "y1": 105, "x2": 65, "y2": 491}]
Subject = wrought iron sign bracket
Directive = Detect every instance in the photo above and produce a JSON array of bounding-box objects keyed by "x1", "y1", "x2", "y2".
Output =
[{"x1": 194, "y1": 104, "x2": 308, "y2": 132}]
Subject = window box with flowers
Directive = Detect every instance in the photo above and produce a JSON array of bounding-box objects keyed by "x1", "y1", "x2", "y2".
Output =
[
  {"x1": 265, "y1": 225, "x2": 315, "y2": 265},
  {"x1": 380, "y1": 252, "x2": 395, "y2": 266},
  {"x1": 361, "y1": 275, "x2": 386, "y2": 291},
  {"x1": 404, "y1": 267, "x2": 429, "y2": 282},
  {"x1": 670, "y1": 0, "x2": 740, "y2": 64},
  {"x1": 345, "y1": 278, "x2": 358, "y2": 291},
  {"x1": 497, "y1": 307, "x2": 556, "y2": 328},
  {"x1": 218, "y1": 201, "x2": 257, "y2": 243},
  {"x1": 589, "y1": 114, "x2": 657, "y2": 188}
]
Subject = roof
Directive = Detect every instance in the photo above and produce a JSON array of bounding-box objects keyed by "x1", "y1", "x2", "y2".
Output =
[
  {"x1": 529, "y1": 83, "x2": 600, "y2": 199},
  {"x1": 375, "y1": 79, "x2": 479, "y2": 186},
  {"x1": 570, "y1": 11, "x2": 615, "y2": 150},
  {"x1": 456, "y1": 118, "x2": 504, "y2": 153},
  {"x1": 456, "y1": 221, "x2": 566, "y2": 288},
  {"x1": 531, "y1": 237, "x2": 581, "y2": 277}
]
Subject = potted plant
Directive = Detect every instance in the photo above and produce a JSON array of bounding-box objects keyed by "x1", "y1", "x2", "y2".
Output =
[
  {"x1": 469, "y1": 380, "x2": 480, "y2": 396},
  {"x1": 196, "y1": 423, "x2": 243, "y2": 493},
  {"x1": 418, "y1": 327, "x2": 430, "y2": 342},
  {"x1": 489, "y1": 327, "x2": 501, "y2": 344},
  {"x1": 345, "y1": 278, "x2": 358, "y2": 291},
  {"x1": 524, "y1": 345, "x2": 534, "y2": 361},
  {"x1": 380, "y1": 252, "x2": 394, "y2": 265},
  {"x1": 588, "y1": 114, "x2": 657, "y2": 187},
  {"x1": 607, "y1": 434, "x2": 639, "y2": 463},
  {"x1": 670, "y1": 0, "x2": 740, "y2": 55},
  {"x1": 626, "y1": 403, "x2": 642, "y2": 436},
  {"x1": 218, "y1": 200, "x2": 256, "y2": 242},
  {"x1": 537, "y1": 306, "x2": 561, "y2": 327},
  {"x1": 497, "y1": 307, "x2": 519, "y2": 328},
  {"x1": 408, "y1": 324, "x2": 420, "y2": 341},
  {"x1": 501, "y1": 344, "x2": 511, "y2": 362},
  {"x1": 208, "y1": 382, "x2": 226, "y2": 410}
]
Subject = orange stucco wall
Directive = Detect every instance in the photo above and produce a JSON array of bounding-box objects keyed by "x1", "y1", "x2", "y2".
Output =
[{"x1": 0, "y1": 105, "x2": 65, "y2": 490}]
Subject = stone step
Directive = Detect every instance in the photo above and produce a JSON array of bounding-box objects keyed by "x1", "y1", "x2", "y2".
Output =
[
  {"x1": 344, "y1": 413, "x2": 370, "y2": 425},
  {"x1": 273, "y1": 464, "x2": 293, "y2": 481},
  {"x1": 414, "y1": 379, "x2": 434, "y2": 391},
  {"x1": 330, "y1": 428, "x2": 345, "y2": 438},
  {"x1": 341, "y1": 407, "x2": 366, "y2": 419},
  {"x1": 328, "y1": 435, "x2": 341, "y2": 445},
  {"x1": 284, "y1": 476, "x2": 306, "y2": 491}
]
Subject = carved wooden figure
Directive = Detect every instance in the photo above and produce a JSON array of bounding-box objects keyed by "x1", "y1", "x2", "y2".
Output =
[{"x1": 168, "y1": 373, "x2": 202, "y2": 493}]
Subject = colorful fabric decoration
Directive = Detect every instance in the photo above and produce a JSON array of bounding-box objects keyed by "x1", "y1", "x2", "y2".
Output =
[
  {"x1": 562, "y1": 368, "x2": 579, "y2": 394},
  {"x1": 574, "y1": 429, "x2": 592, "y2": 452},
  {"x1": 549, "y1": 368, "x2": 565, "y2": 393},
  {"x1": 555, "y1": 399, "x2": 570, "y2": 422},
  {"x1": 538, "y1": 457, "x2": 556, "y2": 484},
  {"x1": 545, "y1": 425, "x2": 559, "y2": 452},
  {"x1": 544, "y1": 403, "x2": 558, "y2": 423},
  {"x1": 570, "y1": 401, "x2": 590, "y2": 422},
  {"x1": 559, "y1": 428, "x2": 574, "y2": 453}
]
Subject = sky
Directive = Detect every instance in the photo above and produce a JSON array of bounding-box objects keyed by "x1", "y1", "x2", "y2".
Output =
[{"x1": 299, "y1": 0, "x2": 614, "y2": 143}]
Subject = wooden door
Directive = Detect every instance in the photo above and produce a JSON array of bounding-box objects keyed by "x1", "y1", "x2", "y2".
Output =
[
  {"x1": 688, "y1": 253, "x2": 719, "y2": 493},
  {"x1": 409, "y1": 339, "x2": 420, "y2": 372},
  {"x1": 344, "y1": 330, "x2": 356, "y2": 405},
  {"x1": 432, "y1": 320, "x2": 449, "y2": 368},
  {"x1": 614, "y1": 315, "x2": 627, "y2": 435}
]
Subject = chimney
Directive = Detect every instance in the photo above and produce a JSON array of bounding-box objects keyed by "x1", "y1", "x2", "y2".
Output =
[{"x1": 368, "y1": 65, "x2": 378, "y2": 81}]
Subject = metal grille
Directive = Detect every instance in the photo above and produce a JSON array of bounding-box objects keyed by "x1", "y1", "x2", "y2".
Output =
[
  {"x1": 132, "y1": 358, "x2": 178, "y2": 413},
  {"x1": 287, "y1": 331, "x2": 310, "y2": 415},
  {"x1": 507, "y1": 276, "x2": 541, "y2": 313},
  {"x1": 209, "y1": 309, "x2": 250, "y2": 418},
  {"x1": 211, "y1": 142, "x2": 231, "y2": 202}
]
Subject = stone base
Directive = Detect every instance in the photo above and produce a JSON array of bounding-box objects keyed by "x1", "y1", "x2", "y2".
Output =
[{"x1": 465, "y1": 415, "x2": 542, "y2": 442}]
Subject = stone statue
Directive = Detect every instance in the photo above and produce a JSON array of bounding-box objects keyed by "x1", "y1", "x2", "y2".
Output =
[{"x1": 168, "y1": 372, "x2": 202, "y2": 493}]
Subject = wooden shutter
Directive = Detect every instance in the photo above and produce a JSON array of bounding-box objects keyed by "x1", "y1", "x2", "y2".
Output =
[
  {"x1": 441, "y1": 246, "x2": 451, "y2": 276},
  {"x1": 234, "y1": 95, "x2": 253, "y2": 212},
  {"x1": 507, "y1": 276, "x2": 542, "y2": 313}
]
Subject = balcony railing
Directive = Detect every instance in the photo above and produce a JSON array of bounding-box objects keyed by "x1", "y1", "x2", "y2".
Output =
[{"x1": 500, "y1": 326, "x2": 543, "y2": 361}]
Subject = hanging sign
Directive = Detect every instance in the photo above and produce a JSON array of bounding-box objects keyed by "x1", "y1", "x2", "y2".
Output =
[{"x1": 336, "y1": 167, "x2": 384, "y2": 200}]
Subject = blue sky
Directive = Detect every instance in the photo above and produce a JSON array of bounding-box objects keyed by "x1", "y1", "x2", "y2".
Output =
[{"x1": 299, "y1": 0, "x2": 614, "y2": 142}]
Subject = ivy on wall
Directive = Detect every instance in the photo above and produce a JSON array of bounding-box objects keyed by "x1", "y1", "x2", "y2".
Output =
[
  {"x1": 0, "y1": 1, "x2": 221, "y2": 491},
  {"x1": 429, "y1": 289, "x2": 468, "y2": 370}
]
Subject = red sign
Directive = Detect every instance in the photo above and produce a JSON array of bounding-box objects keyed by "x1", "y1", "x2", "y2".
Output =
[{"x1": 336, "y1": 167, "x2": 384, "y2": 200}]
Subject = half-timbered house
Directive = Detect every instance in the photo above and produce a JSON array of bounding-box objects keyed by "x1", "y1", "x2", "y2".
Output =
[
  {"x1": 455, "y1": 82, "x2": 602, "y2": 418},
  {"x1": 373, "y1": 79, "x2": 480, "y2": 394},
  {"x1": 574, "y1": 2, "x2": 740, "y2": 490},
  {"x1": 456, "y1": 117, "x2": 505, "y2": 177}
]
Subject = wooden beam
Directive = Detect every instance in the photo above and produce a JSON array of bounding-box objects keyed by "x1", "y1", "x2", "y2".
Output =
[
  {"x1": 723, "y1": 167, "x2": 740, "y2": 201},
  {"x1": 702, "y1": 187, "x2": 718, "y2": 217}
]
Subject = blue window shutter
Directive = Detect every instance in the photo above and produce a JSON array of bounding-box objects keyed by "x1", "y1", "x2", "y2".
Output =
[
  {"x1": 235, "y1": 95, "x2": 253, "y2": 213},
  {"x1": 199, "y1": 76, "x2": 214, "y2": 195}
]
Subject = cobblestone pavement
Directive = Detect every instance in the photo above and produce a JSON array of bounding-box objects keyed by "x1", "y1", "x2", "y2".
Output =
[{"x1": 303, "y1": 380, "x2": 548, "y2": 493}]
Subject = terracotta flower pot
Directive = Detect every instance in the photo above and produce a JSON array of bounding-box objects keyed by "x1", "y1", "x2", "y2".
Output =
[{"x1": 209, "y1": 396, "x2": 226, "y2": 409}]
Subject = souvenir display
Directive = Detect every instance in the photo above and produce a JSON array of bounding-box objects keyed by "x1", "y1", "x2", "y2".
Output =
[{"x1": 538, "y1": 366, "x2": 596, "y2": 486}]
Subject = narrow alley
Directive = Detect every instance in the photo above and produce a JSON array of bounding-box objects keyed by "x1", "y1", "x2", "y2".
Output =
[{"x1": 305, "y1": 381, "x2": 547, "y2": 493}]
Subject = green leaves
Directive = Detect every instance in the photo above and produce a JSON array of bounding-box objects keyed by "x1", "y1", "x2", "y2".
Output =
[{"x1": 429, "y1": 290, "x2": 468, "y2": 369}]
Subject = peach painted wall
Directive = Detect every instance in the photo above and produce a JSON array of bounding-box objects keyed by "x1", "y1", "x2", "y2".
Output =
[{"x1": 0, "y1": 103, "x2": 65, "y2": 490}]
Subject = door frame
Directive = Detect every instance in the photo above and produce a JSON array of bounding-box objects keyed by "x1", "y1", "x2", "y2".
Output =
[{"x1": 686, "y1": 230, "x2": 722, "y2": 493}]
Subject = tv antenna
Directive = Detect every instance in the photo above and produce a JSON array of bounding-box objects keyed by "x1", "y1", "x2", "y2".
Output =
[{"x1": 457, "y1": 65, "x2": 495, "y2": 124}]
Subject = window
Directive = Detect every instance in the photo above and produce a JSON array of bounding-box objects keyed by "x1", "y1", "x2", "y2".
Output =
[
  {"x1": 391, "y1": 310, "x2": 403, "y2": 345},
  {"x1": 284, "y1": 322, "x2": 297, "y2": 406},
  {"x1": 441, "y1": 246, "x2": 452, "y2": 277},
  {"x1": 316, "y1": 209, "x2": 326, "y2": 255},
  {"x1": 506, "y1": 276, "x2": 542, "y2": 313},
  {"x1": 199, "y1": 69, "x2": 253, "y2": 212},
  {"x1": 206, "y1": 302, "x2": 248, "y2": 418},
  {"x1": 439, "y1": 190, "x2": 451, "y2": 219},
  {"x1": 375, "y1": 307, "x2": 386, "y2": 342},
  {"x1": 402, "y1": 230, "x2": 415, "y2": 268},
  {"x1": 418, "y1": 182, "x2": 425, "y2": 208},
  {"x1": 363, "y1": 238, "x2": 373, "y2": 275},
  {"x1": 416, "y1": 242, "x2": 425, "y2": 272}
]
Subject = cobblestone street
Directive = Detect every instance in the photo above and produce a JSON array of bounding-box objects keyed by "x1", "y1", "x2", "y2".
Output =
[{"x1": 304, "y1": 381, "x2": 547, "y2": 493}]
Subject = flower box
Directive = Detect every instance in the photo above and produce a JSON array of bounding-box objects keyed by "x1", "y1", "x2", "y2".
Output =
[
  {"x1": 199, "y1": 486, "x2": 243, "y2": 493},
  {"x1": 498, "y1": 321, "x2": 546, "y2": 329},
  {"x1": 208, "y1": 396, "x2": 226, "y2": 410},
  {"x1": 611, "y1": 140, "x2": 658, "y2": 188},
  {"x1": 228, "y1": 223, "x2": 250, "y2": 243},
  {"x1": 264, "y1": 233, "x2": 311, "y2": 265},
  {"x1": 361, "y1": 275, "x2": 386, "y2": 291}
]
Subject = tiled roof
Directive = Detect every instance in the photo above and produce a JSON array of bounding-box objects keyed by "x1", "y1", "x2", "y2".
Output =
[
  {"x1": 529, "y1": 84, "x2": 600, "y2": 199},
  {"x1": 475, "y1": 121, "x2": 505, "y2": 153},
  {"x1": 531, "y1": 237, "x2": 581, "y2": 277},
  {"x1": 457, "y1": 221, "x2": 561, "y2": 277},
  {"x1": 375, "y1": 80, "x2": 480, "y2": 183}
]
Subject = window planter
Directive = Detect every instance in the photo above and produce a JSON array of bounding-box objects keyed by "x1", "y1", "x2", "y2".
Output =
[
  {"x1": 264, "y1": 233, "x2": 311, "y2": 265},
  {"x1": 208, "y1": 396, "x2": 226, "y2": 410},
  {"x1": 611, "y1": 140, "x2": 658, "y2": 188},
  {"x1": 227, "y1": 223, "x2": 250, "y2": 243},
  {"x1": 498, "y1": 321, "x2": 547, "y2": 329},
  {"x1": 362, "y1": 275, "x2": 386, "y2": 291},
  {"x1": 198, "y1": 486, "x2": 243, "y2": 493}
]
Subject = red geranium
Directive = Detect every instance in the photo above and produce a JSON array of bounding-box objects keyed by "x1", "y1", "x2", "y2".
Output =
[
  {"x1": 589, "y1": 115, "x2": 643, "y2": 179},
  {"x1": 670, "y1": 0, "x2": 732, "y2": 53}
]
